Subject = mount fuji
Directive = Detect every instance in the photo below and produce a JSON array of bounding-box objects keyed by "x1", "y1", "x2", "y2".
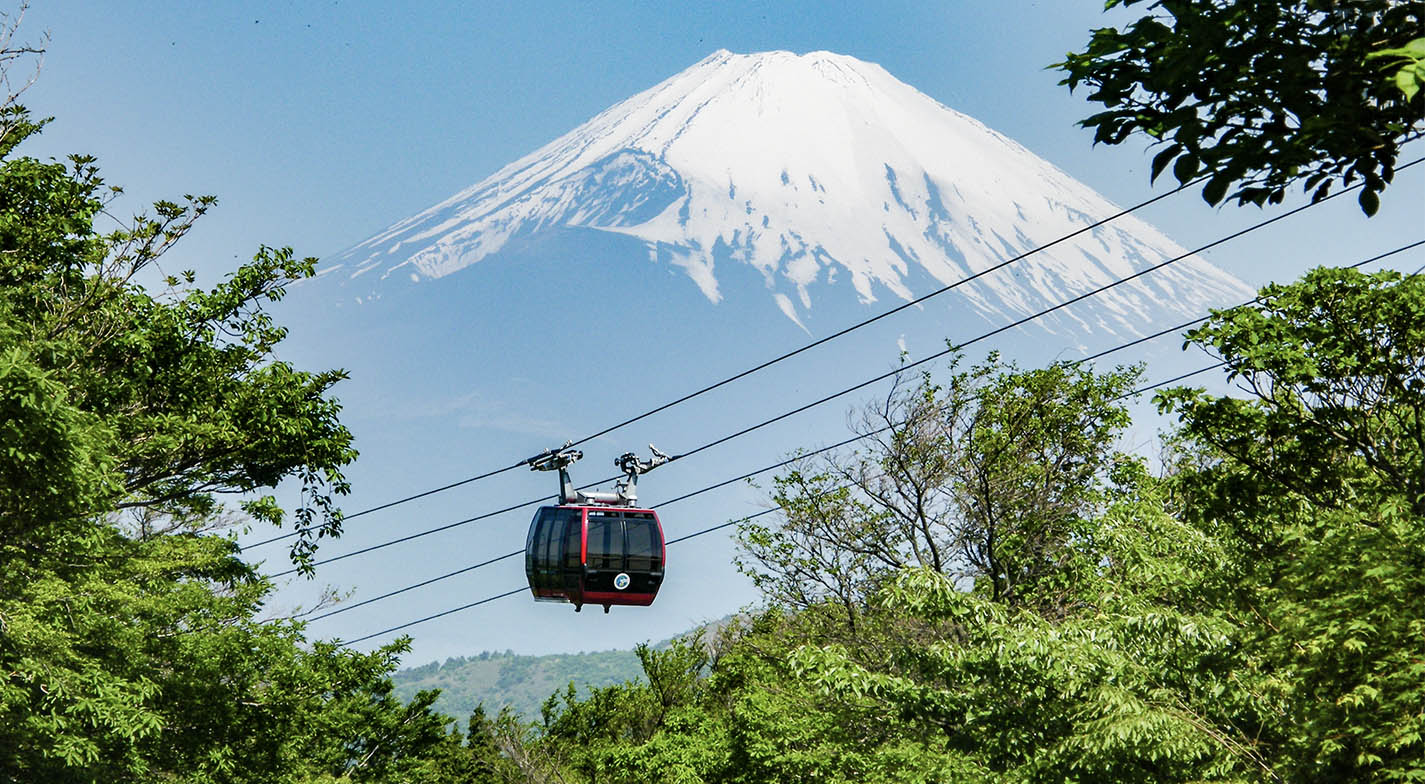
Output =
[
  {"x1": 321, "y1": 49, "x2": 1248, "y2": 334},
  {"x1": 278, "y1": 50, "x2": 1253, "y2": 662}
]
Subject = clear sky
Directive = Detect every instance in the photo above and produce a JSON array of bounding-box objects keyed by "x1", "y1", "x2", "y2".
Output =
[
  {"x1": 25, "y1": 1, "x2": 1421, "y2": 286},
  {"x1": 18, "y1": 1, "x2": 1424, "y2": 663}
]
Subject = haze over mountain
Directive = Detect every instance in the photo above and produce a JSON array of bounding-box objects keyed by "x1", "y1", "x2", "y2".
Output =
[{"x1": 323, "y1": 49, "x2": 1248, "y2": 333}]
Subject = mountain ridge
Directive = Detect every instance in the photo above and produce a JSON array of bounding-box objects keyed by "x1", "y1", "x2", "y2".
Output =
[
  {"x1": 391, "y1": 648, "x2": 643, "y2": 722},
  {"x1": 322, "y1": 49, "x2": 1249, "y2": 334}
]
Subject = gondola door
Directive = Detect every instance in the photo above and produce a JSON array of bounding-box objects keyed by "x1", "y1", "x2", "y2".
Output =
[
  {"x1": 526, "y1": 506, "x2": 582, "y2": 603},
  {"x1": 581, "y1": 509, "x2": 664, "y2": 609},
  {"x1": 561, "y1": 508, "x2": 586, "y2": 609}
]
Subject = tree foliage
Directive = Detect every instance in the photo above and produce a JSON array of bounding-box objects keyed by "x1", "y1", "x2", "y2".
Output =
[
  {"x1": 0, "y1": 34, "x2": 496, "y2": 782},
  {"x1": 0, "y1": 139, "x2": 356, "y2": 567},
  {"x1": 1056, "y1": 0, "x2": 1425, "y2": 214},
  {"x1": 1164, "y1": 267, "x2": 1425, "y2": 518},
  {"x1": 5, "y1": 10, "x2": 1422, "y2": 782},
  {"x1": 1158, "y1": 267, "x2": 1425, "y2": 781},
  {"x1": 1367, "y1": 36, "x2": 1425, "y2": 102},
  {"x1": 737, "y1": 356, "x2": 1141, "y2": 629},
  {"x1": 508, "y1": 267, "x2": 1425, "y2": 784}
]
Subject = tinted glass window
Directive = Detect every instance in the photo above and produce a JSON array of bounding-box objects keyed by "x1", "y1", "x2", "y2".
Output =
[
  {"x1": 563, "y1": 510, "x2": 583, "y2": 569},
  {"x1": 543, "y1": 513, "x2": 564, "y2": 572},
  {"x1": 529, "y1": 508, "x2": 582, "y2": 590},
  {"x1": 525, "y1": 511, "x2": 544, "y2": 574},
  {"x1": 532, "y1": 511, "x2": 558, "y2": 589},
  {"x1": 586, "y1": 514, "x2": 622, "y2": 570},
  {"x1": 625, "y1": 516, "x2": 660, "y2": 572}
]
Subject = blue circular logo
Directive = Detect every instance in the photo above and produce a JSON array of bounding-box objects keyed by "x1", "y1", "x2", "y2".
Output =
[{"x1": 614, "y1": 573, "x2": 631, "y2": 590}]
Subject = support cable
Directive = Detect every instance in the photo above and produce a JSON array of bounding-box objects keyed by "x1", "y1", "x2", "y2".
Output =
[
  {"x1": 244, "y1": 176, "x2": 1211, "y2": 551},
  {"x1": 314, "y1": 236, "x2": 1425, "y2": 630},
  {"x1": 320, "y1": 233, "x2": 1425, "y2": 630},
  {"x1": 267, "y1": 174, "x2": 1423, "y2": 575},
  {"x1": 336, "y1": 358, "x2": 1243, "y2": 646}
]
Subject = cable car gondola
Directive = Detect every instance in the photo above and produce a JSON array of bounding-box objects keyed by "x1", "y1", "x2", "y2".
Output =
[{"x1": 523, "y1": 444, "x2": 671, "y2": 613}]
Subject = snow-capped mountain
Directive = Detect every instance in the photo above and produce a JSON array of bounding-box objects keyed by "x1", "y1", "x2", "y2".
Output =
[
  {"x1": 282, "y1": 50, "x2": 1262, "y2": 665},
  {"x1": 324, "y1": 49, "x2": 1248, "y2": 333}
]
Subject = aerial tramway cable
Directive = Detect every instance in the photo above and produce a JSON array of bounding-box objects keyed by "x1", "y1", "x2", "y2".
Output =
[
  {"x1": 308, "y1": 235, "x2": 1425, "y2": 629},
  {"x1": 241, "y1": 176, "x2": 1211, "y2": 553},
  {"x1": 265, "y1": 169, "x2": 1423, "y2": 579},
  {"x1": 249, "y1": 160, "x2": 1425, "y2": 553},
  {"x1": 332, "y1": 357, "x2": 1248, "y2": 646}
]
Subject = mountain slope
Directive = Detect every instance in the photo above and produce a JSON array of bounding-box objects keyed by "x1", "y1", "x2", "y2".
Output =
[
  {"x1": 391, "y1": 649, "x2": 643, "y2": 721},
  {"x1": 323, "y1": 49, "x2": 1248, "y2": 333}
]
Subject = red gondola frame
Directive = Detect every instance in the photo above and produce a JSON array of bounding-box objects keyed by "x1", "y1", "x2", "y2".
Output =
[{"x1": 525, "y1": 505, "x2": 666, "y2": 612}]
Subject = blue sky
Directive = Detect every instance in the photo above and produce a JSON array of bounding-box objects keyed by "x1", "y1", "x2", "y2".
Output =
[
  {"x1": 17, "y1": 2, "x2": 1163, "y2": 269},
  {"x1": 19, "y1": 1, "x2": 1424, "y2": 663},
  {"x1": 25, "y1": 1, "x2": 1421, "y2": 287}
]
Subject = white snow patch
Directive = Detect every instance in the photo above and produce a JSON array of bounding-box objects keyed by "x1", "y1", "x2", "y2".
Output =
[
  {"x1": 325, "y1": 49, "x2": 1251, "y2": 333},
  {"x1": 774, "y1": 293, "x2": 809, "y2": 334}
]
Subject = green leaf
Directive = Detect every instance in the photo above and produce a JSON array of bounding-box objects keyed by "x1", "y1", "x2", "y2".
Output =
[
  {"x1": 1173, "y1": 152, "x2": 1200, "y2": 184},
  {"x1": 1368, "y1": 38, "x2": 1425, "y2": 60},
  {"x1": 1359, "y1": 187, "x2": 1380, "y2": 216},
  {"x1": 1202, "y1": 175, "x2": 1230, "y2": 205},
  {"x1": 1151, "y1": 145, "x2": 1182, "y2": 182},
  {"x1": 1395, "y1": 67, "x2": 1420, "y2": 101}
]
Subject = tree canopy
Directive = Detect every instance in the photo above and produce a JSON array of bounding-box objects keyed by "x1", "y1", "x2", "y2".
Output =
[
  {"x1": 4, "y1": 8, "x2": 1423, "y2": 782},
  {"x1": 0, "y1": 36, "x2": 498, "y2": 781},
  {"x1": 497, "y1": 267, "x2": 1425, "y2": 783},
  {"x1": 1055, "y1": 0, "x2": 1425, "y2": 214}
]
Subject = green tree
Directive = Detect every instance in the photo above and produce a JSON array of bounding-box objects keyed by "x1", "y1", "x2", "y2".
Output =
[
  {"x1": 775, "y1": 453, "x2": 1250, "y2": 782},
  {"x1": 1056, "y1": 0, "x2": 1425, "y2": 214},
  {"x1": 534, "y1": 635, "x2": 719, "y2": 783},
  {"x1": 738, "y1": 355, "x2": 1142, "y2": 628},
  {"x1": 0, "y1": 36, "x2": 490, "y2": 782},
  {"x1": 786, "y1": 268, "x2": 1425, "y2": 783},
  {"x1": 1160, "y1": 267, "x2": 1425, "y2": 781},
  {"x1": 464, "y1": 705, "x2": 519, "y2": 782},
  {"x1": 0, "y1": 497, "x2": 489, "y2": 783}
]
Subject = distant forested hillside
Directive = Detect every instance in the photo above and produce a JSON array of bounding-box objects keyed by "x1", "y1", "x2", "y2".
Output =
[{"x1": 391, "y1": 649, "x2": 644, "y2": 720}]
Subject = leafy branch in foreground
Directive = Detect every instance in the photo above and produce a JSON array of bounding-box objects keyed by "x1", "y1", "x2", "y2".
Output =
[
  {"x1": 1056, "y1": 0, "x2": 1425, "y2": 215},
  {"x1": 0, "y1": 113, "x2": 356, "y2": 571}
]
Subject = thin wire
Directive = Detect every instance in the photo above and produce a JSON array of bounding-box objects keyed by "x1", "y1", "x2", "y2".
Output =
[
  {"x1": 666, "y1": 360, "x2": 1230, "y2": 546},
  {"x1": 303, "y1": 550, "x2": 524, "y2": 622},
  {"x1": 270, "y1": 186, "x2": 1424, "y2": 578},
  {"x1": 337, "y1": 356, "x2": 1238, "y2": 645},
  {"x1": 319, "y1": 354, "x2": 1242, "y2": 627},
  {"x1": 267, "y1": 473, "x2": 620, "y2": 578},
  {"x1": 308, "y1": 430, "x2": 877, "y2": 621},
  {"x1": 670, "y1": 168, "x2": 1404, "y2": 464},
  {"x1": 559, "y1": 179, "x2": 1210, "y2": 450},
  {"x1": 327, "y1": 236, "x2": 1425, "y2": 640},
  {"x1": 342, "y1": 588, "x2": 529, "y2": 645},
  {"x1": 241, "y1": 462, "x2": 529, "y2": 550},
  {"x1": 659, "y1": 233, "x2": 1425, "y2": 513},
  {"x1": 248, "y1": 177, "x2": 1210, "y2": 552}
]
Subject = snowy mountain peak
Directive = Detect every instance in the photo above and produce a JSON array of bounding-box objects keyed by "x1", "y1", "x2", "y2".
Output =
[{"x1": 326, "y1": 50, "x2": 1248, "y2": 334}]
